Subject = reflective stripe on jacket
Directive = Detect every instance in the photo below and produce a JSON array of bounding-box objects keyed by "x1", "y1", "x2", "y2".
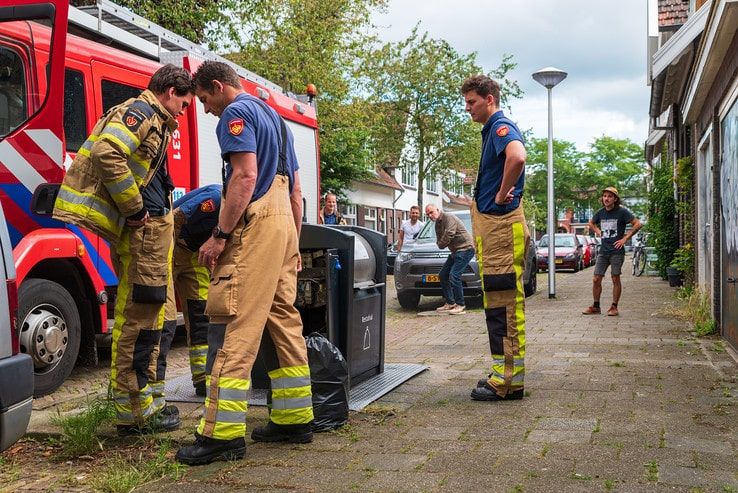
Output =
[{"x1": 53, "y1": 90, "x2": 177, "y2": 242}]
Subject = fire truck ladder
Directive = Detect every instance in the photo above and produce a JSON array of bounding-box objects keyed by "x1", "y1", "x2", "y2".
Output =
[{"x1": 68, "y1": 0, "x2": 283, "y2": 92}]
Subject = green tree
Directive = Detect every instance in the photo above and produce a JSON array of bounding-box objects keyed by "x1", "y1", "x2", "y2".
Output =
[
  {"x1": 364, "y1": 28, "x2": 521, "y2": 209},
  {"x1": 586, "y1": 136, "x2": 648, "y2": 216}
]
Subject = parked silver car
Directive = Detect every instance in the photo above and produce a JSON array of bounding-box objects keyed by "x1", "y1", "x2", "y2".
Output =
[
  {"x1": 0, "y1": 202, "x2": 33, "y2": 451},
  {"x1": 393, "y1": 210, "x2": 537, "y2": 309}
]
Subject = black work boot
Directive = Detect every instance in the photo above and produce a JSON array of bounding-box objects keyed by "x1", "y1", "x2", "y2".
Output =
[
  {"x1": 176, "y1": 433, "x2": 246, "y2": 465},
  {"x1": 477, "y1": 374, "x2": 492, "y2": 388},
  {"x1": 251, "y1": 421, "x2": 313, "y2": 444},
  {"x1": 117, "y1": 405, "x2": 181, "y2": 436},
  {"x1": 194, "y1": 381, "x2": 206, "y2": 398},
  {"x1": 470, "y1": 383, "x2": 524, "y2": 402}
]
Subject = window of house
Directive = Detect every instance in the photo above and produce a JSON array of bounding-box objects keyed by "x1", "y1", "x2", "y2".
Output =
[
  {"x1": 364, "y1": 207, "x2": 377, "y2": 230},
  {"x1": 63, "y1": 69, "x2": 87, "y2": 152},
  {"x1": 426, "y1": 173, "x2": 438, "y2": 193},
  {"x1": 401, "y1": 163, "x2": 417, "y2": 187},
  {"x1": 102, "y1": 79, "x2": 142, "y2": 113},
  {"x1": 342, "y1": 204, "x2": 357, "y2": 225}
]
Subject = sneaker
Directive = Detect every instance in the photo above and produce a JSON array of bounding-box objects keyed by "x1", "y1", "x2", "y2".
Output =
[
  {"x1": 436, "y1": 303, "x2": 456, "y2": 312},
  {"x1": 251, "y1": 421, "x2": 313, "y2": 444},
  {"x1": 117, "y1": 405, "x2": 181, "y2": 436},
  {"x1": 470, "y1": 383, "x2": 524, "y2": 402},
  {"x1": 448, "y1": 305, "x2": 466, "y2": 315},
  {"x1": 607, "y1": 305, "x2": 619, "y2": 316},
  {"x1": 582, "y1": 305, "x2": 601, "y2": 315},
  {"x1": 176, "y1": 433, "x2": 246, "y2": 465},
  {"x1": 194, "y1": 381, "x2": 206, "y2": 398}
]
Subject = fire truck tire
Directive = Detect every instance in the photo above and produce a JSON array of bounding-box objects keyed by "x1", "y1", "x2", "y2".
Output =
[{"x1": 18, "y1": 279, "x2": 81, "y2": 397}]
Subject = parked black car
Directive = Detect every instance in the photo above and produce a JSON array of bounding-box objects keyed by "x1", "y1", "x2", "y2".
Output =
[{"x1": 393, "y1": 210, "x2": 538, "y2": 309}]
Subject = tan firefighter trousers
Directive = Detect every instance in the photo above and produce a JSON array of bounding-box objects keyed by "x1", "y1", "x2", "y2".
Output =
[
  {"x1": 471, "y1": 202, "x2": 529, "y2": 397},
  {"x1": 197, "y1": 174, "x2": 313, "y2": 440},
  {"x1": 110, "y1": 212, "x2": 173, "y2": 425}
]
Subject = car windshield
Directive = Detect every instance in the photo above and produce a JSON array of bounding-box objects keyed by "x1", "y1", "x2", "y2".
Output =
[
  {"x1": 539, "y1": 235, "x2": 576, "y2": 248},
  {"x1": 416, "y1": 212, "x2": 472, "y2": 244}
]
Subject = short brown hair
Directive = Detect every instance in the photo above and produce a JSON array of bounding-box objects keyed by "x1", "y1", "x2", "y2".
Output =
[
  {"x1": 410, "y1": 205, "x2": 420, "y2": 212},
  {"x1": 148, "y1": 64, "x2": 194, "y2": 96},
  {"x1": 193, "y1": 61, "x2": 242, "y2": 92},
  {"x1": 461, "y1": 75, "x2": 500, "y2": 106}
]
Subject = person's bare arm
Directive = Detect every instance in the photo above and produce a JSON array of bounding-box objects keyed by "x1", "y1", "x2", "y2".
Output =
[
  {"x1": 495, "y1": 141, "x2": 526, "y2": 205},
  {"x1": 397, "y1": 228, "x2": 405, "y2": 251},
  {"x1": 615, "y1": 217, "x2": 643, "y2": 250},
  {"x1": 588, "y1": 218, "x2": 601, "y2": 237},
  {"x1": 199, "y1": 152, "x2": 256, "y2": 269}
]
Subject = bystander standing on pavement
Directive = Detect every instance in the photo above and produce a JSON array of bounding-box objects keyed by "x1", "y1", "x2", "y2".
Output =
[
  {"x1": 397, "y1": 205, "x2": 424, "y2": 251},
  {"x1": 425, "y1": 204, "x2": 474, "y2": 315},
  {"x1": 318, "y1": 192, "x2": 347, "y2": 225},
  {"x1": 176, "y1": 61, "x2": 313, "y2": 465},
  {"x1": 52, "y1": 64, "x2": 194, "y2": 433},
  {"x1": 461, "y1": 75, "x2": 530, "y2": 402},
  {"x1": 583, "y1": 186, "x2": 642, "y2": 317}
]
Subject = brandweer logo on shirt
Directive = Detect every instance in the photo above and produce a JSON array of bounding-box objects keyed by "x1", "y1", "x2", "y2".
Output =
[
  {"x1": 496, "y1": 125, "x2": 509, "y2": 137},
  {"x1": 228, "y1": 118, "x2": 244, "y2": 136}
]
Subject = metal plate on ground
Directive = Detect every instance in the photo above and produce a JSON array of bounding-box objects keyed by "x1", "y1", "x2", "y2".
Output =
[{"x1": 164, "y1": 363, "x2": 428, "y2": 412}]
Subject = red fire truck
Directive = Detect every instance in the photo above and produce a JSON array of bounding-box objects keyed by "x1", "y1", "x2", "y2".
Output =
[{"x1": 0, "y1": 0, "x2": 321, "y2": 396}]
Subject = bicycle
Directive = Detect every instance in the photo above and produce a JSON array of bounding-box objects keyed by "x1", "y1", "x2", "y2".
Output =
[{"x1": 631, "y1": 233, "x2": 647, "y2": 277}]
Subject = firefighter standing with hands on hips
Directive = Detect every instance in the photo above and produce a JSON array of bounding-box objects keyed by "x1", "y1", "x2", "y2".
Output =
[
  {"x1": 151, "y1": 184, "x2": 222, "y2": 406},
  {"x1": 53, "y1": 65, "x2": 195, "y2": 434},
  {"x1": 176, "y1": 61, "x2": 314, "y2": 465}
]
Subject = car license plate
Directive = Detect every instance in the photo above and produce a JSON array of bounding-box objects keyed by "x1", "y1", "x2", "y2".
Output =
[
  {"x1": 555, "y1": 259, "x2": 563, "y2": 264},
  {"x1": 423, "y1": 274, "x2": 440, "y2": 283}
]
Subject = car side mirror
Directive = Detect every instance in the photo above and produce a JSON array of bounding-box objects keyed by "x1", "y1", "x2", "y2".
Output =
[{"x1": 31, "y1": 183, "x2": 60, "y2": 215}]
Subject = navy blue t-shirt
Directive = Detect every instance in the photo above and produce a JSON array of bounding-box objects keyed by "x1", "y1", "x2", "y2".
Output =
[
  {"x1": 174, "y1": 184, "x2": 222, "y2": 251},
  {"x1": 475, "y1": 110, "x2": 525, "y2": 214},
  {"x1": 216, "y1": 93, "x2": 299, "y2": 202},
  {"x1": 591, "y1": 206, "x2": 634, "y2": 256}
]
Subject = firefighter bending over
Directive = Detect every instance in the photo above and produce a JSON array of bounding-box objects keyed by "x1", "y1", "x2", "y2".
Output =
[
  {"x1": 53, "y1": 64, "x2": 194, "y2": 434},
  {"x1": 176, "y1": 61, "x2": 313, "y2": 465}
]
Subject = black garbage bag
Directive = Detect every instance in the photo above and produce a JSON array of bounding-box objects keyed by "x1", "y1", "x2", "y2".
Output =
[{"x1": 306, "y1": 332, "x2": 349, "y2": 432}]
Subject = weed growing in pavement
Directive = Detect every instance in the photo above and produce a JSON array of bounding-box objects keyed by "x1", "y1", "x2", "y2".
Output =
[
  {"x1": 90, "y1": 439, "x2": 184, "y2": 493},
  {"x1": 663, "y1": 288, "x2": 716, "y2": 336},
  {"x1": 644, "y1": 460, "x2": 659, "y2": 481},
  {"x1": 603, "y1": 479, "x2": 616, "y2": 491},
  {"x1": 711, "y1": 342, "x2": 726, "y2": 352},
  {"x1": 52, "y1": 396, "x2": 115, "y2": 458},
  {"x1": 658, "y1": 428, "x2": 665, "y2": 448},
  {"x1": 722, "y1": 485, "x2": 738, "y2": 492},
  {"x1": 610, "y1": 361, "x2": 625, "y2": 367},
  {"x1": 593, "y1": 419, "x2": 601, "y2": 433},
  {"x1": 0, "y1": 456, "x2": 20, "y2": 482},
  {"x1": 539, "y1": 443, "x2": 550, "y2": 458},
  {"x1": 333, "y1": 424, "x2": 360, "y2": 442}
]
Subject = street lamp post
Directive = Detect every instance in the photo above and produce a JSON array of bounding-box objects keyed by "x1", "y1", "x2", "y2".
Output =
[{"x1": 532, "y1": 67, "x2": 567, "y2": 299}]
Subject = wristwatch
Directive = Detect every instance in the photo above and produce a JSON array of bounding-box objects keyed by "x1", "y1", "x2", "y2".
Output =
[{"x1": 212, "y1": 225, "x2": 232, "y2": 240}]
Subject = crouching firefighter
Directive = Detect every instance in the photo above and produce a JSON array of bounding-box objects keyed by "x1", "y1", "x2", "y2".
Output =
[
  {"x1": 176, "y1": 61, "x2": 314, "y2": 465},
  {"x1": 151, "y1": 184, "x2": 222, "y2": 404},
  {"x1": 53, "y1": 65, "x2": 195, "y2": 434}
]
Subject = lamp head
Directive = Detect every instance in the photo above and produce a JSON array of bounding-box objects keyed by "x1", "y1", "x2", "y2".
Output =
[{"x1": 532, "y1": 67, "x2": 567, "y2": 89}]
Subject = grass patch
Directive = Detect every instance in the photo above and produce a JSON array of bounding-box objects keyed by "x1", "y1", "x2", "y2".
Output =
[
  {"x1": 333, "y1": 424, "x2": 360, "y2": 442},
  {"x1": 644, "y1": 460, "x2": 659, "y2": 482},
  {"x1": 604, "y1": 479, "x2": 616, "y2": 491},
  {"x1": 663, "y1": 288, "x2": 716, "y2": 336},
  {"x1": 52, "y1": 397, "x2": 116, "y2": 458},
  {"x1": 610, "y1": 361, "x2": 625, "y2": 368},
  {"x1": 90, "y1": 439, "x2": 184, "y2": 493},
  {"x1": 0, "y1": 456, "x2": 20, "y2": 482}
]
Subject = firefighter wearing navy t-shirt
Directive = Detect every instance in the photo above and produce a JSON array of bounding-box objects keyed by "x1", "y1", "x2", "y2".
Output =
[
  {"x1": 461, "y1": 75, "x2": 530, "y2": 402},
  {"x1": 149, "y1": 184, "x2": 222, "y2": 406},
  {"x1": 177, "y1": 61, "x2": 313, "y2": 465}
]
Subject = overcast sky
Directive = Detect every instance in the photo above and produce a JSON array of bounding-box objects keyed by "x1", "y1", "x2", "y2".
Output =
[{"x1": 372, "y1": 0, "x2": 650, "y2": 152}]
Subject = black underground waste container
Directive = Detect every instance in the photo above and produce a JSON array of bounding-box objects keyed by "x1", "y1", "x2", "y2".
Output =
[{"x1": 252, "y1": 224, "x2": 387, "y2": 389}]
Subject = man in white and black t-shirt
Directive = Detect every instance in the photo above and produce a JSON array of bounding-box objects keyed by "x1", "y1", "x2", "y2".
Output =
[
  {"x1": 582, "y1": 187, "x2": 642, "y2": 317},
  {"x1": 397, "y1": 205, "x2": 424, "y2": 251}
]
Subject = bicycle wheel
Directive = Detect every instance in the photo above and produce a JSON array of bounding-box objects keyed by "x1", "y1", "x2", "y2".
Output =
[
  {"x1": 632, "y1": 250, "x2": 639, "y2": 275},
  {"x1": 633, "y1": 250, "x2": 646, "y2": 277}
]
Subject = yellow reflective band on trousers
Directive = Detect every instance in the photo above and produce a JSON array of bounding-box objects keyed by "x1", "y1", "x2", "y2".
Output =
[
  {"x1": 471, "y1": 202, "x2": 528, "y2": 397},
  {"x1": 191, "y1": 251, "x2": 210, "y2": 300},
  {"x1": 197, "y1": 375, "x2": 250, "y2": 440},
  {"x1": 269, "y1": 365, "x2": 314, "y2": 425},
  {"x1": 189, "y1": 344, "x2": 207, "y2": 383}
]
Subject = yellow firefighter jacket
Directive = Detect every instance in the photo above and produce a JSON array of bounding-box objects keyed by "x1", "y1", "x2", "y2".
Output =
[{"x1": 53, "y1": 89, "x2": 178, "y2": 242}]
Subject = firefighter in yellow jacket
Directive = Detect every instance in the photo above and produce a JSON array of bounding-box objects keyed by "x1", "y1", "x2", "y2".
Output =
[{"x1": 53, "y1": 65, "x2": 194, "y2": 434}]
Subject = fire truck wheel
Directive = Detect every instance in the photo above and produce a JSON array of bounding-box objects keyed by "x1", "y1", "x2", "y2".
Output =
[{"x1": 18, "y1": 278, "x2": 81, "y2": 397}]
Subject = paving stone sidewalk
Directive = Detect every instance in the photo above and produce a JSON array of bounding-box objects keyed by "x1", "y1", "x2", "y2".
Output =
[{"x1": 21, "y1": 262, "x2": 738, "y2": 492}]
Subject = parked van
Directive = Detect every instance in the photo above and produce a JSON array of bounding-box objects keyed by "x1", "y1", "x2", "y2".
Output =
[{"x1": 0, "y1": 201, "x2": 33, "y2": 452}]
